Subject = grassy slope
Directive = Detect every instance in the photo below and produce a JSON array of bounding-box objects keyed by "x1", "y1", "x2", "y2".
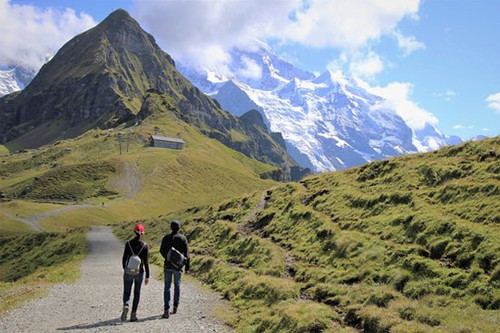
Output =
[
  {"x1": 116, "y1": 137, "x2": 500, "y2": 332},
  {"x1": 0, "y1": 145, "x2": 8, "y2": 156},
  {"x1": 0, "y1": 108, "x2": 279, "y2": 313},
  {"x1": 0, "y1": 229, "x2": 86, "y2": 314},
  {"x1": 0, "y1": 215, "x2": 33, "y2": 235},
  {"x1": 0, "y1": 107, "x2": 277, "y2": 232}
]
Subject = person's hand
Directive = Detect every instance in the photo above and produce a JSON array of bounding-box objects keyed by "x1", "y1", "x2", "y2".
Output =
[
  {"x1": 145, "y1": 278, "x2": 149, "y2": 285},
  {"x1": 185, "y1": 270, "x2": 190, "y2": 275}
]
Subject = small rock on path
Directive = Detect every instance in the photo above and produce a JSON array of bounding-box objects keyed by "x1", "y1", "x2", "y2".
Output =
[{"x1": 0, "y1": 226, "x2": 232, "y2": 333}]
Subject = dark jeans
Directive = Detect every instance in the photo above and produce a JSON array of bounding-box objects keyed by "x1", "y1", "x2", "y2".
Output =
[
  {"x1": 164, "y1": 268, "x2": 182, "y2": 310},
  {"x1": 123, "y1": 272, "x2": 143, "y2": 312}
]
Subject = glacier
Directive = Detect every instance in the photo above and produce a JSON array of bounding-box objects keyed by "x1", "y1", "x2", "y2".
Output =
[{"x1": 179, "y1": 42, "x2": 462, "y2": 172}]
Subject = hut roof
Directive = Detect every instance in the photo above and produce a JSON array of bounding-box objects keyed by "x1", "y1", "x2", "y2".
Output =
[{"x1": 151, "y1": 135, "x2": 185, "y2": 144}]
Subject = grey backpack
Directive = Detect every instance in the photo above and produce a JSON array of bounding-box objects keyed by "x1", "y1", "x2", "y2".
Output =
[{"x1": 125, "y1": 241, "x2": 146, "y2": 275}]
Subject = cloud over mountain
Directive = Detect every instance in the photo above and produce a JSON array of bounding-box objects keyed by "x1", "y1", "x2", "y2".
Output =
[
  {"x1": 0, "y1": 0, "x2": 96, "y2": 70},
  {"x1": 135, "y1": 0, "x2": 422, "y2": 69}
]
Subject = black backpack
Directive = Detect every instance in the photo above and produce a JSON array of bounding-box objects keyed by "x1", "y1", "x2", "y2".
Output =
[{"x1": 166, "y1": 247, "x2": 185, "y2": 270}]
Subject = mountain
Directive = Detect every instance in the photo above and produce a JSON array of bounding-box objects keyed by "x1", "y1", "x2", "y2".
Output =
[
  {"x1": 0, "y1": 10, "x2": 302, "y2": 176},
  {"x1": 0, "y1": 67, "x2": 36, "y2": 97},
  {"x1": 179, "y1": 42, "x2": 462, "y2": 172},
  {"x1": 126, "y1": 136, "x2": 500, "y2": 332},
  {"x1": 471, "y1": 135, "x2": 489, "y2": 141}
]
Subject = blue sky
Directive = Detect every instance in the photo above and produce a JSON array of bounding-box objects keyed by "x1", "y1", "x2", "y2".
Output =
[{"x1": 2, "y1": 0, "x2": 499, "y2": 139}]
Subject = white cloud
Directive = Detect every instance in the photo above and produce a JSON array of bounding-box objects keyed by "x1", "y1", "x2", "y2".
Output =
[
  {"x1": 134, "y1": 0, "x2": 297, "y2": 68},
  {"x1": 236, "y1": 56, "x2": 263, "y2": 80},
  {"x1": 367, "y1": 81, "x2": 439, "y2": 130},
  {"x1": 348, "y1": 52, "x2": 384, "y2": 79},
  {"x1": 482, "y1": 128, "x2": 489, "y2": 132},
  {"x1": 286, "y1": 0, "x2": 420, "y2": 50},
  {"x1": 134, "y1": 0, "x2": 422, "y2": 68},
  {"x1": 486, "y1": 92, "x2": 500, "y2": 114},
  {"x1": 0, "y1": 0, "x2": 96, "y2": 70},
  {"x1": 434, "y1": 89, "x2": 457, "y2": 102},
  {"x1": 328, "y1": 51, "x2": 384, "y2": 81},
  {"x1": 391, "y1": 29, "x2": 425, "y2": 56},
  {"x1": 453, "y1": 125, "x2": 464, "y2": 130}
]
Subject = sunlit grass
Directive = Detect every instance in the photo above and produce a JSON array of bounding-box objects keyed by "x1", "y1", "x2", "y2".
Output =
[
  {"x1": 0, "y1": 214, "x2": 34, "y2": 235},
  {"x1": 114, "y1": 136, "x2": 500, "y2": 332},
  {"x1": 0, "y1": 229, "x2": 86, "y2": 314},
  {"x1": 0, "y1": 200, "x2": 64, "y2": 218}
]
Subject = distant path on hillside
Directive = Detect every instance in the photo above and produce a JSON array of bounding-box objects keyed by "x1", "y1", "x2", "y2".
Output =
[
  {"x1": 0, "y1": 227, "x2": 231, "y2": 333},
  {"x1": 123, "y1": 162, "x2": 141, "y2": 199},
  {"x1": 1, "y1": 203, "x2": 92, "y2": 232},
  {"x1": 1, "y1": 211, "x2": 44, "y2": 232},
  {"x1": 5, "y1": 162, "x2": 141, "y2": 232}
]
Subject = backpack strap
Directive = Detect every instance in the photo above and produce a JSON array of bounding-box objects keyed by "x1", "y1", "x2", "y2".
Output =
[
  {"x1": 128, "y1": 241, "x2": 136, "y2": 255},
  {"x1": 137, "y1": 243, "x2": 147, "y2": 256}
]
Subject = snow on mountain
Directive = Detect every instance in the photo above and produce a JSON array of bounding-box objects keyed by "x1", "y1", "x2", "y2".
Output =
[
  {"x1": 0, "y1": 67, "x2": 36, "y2": 97},
  {"x1": 178, "y1": 42, "x2": 458, "y2": 172},
  {"x1": 471, "y1": 135, "x2": 489, "y2": 141}
]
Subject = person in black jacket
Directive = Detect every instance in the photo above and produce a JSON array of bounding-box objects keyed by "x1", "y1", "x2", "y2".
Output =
[
  {"x1": 121, "y1": 223, "x2": 150, "y2": 322},
  {"x1": 160, "y1": 220, "x2": 190, "y2": 319}
]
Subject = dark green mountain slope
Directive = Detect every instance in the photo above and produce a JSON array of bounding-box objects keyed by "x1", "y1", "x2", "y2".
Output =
[
  {"x1": 118, "y1": 137, "x2": 500, "y2": 332},
  {"x1": 0, "y1": 9, "x2": 299, "y2": 175}
]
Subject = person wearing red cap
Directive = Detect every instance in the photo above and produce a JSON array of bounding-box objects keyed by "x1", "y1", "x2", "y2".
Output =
[{"x1": 121, "y1": 223, "x2": 150, "y2": 322}]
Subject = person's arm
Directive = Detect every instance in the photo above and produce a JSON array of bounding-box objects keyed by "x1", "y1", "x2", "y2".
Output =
[
  {"x1": 144, "y1": 245, "x2": 150, "y2": 284},
  {"x1": 159, "y1": 236, "x2": 168, "y2": 259},
  {"x1": 184, "y1": 237, "x2": 190, "y2": 272},
  {"x1": 122, "y1": 242, "x2": 129, "y2": 270}
]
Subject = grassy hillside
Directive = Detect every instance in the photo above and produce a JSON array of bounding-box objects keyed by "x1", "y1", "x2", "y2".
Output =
[
  {"x1": 0, "y1": 104, "x2": 281, "y2": 312},
  {"x1": 0, "y1": 229, "x2": 86, "y2": 314},
  {"x1": 116, "y1": 137, "x2": 500, "y2": 332},
  {"x1": 0, "y1": 105, "x2": 277, "y2": 232},
  {"x1": 0, "y1": 145, "x2": 8, "y2": 156}
]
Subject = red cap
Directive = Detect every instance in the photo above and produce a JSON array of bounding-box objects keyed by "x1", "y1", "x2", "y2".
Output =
[{"x1": 134, "y1": 223, "x2": 145, "y2": 234}]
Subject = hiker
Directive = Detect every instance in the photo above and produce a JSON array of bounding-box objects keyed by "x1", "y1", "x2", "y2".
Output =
[
  {"x1": 160, "y1": 220, "x2": 190, "y2": 319},
  {"x1": 121, "y1": 223, "x2": 150, "y2": 322}
]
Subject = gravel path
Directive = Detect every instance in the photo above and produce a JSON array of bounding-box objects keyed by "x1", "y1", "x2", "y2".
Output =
[{"x1": 0, "y1": 227, "x2": 232, "y2": 333}]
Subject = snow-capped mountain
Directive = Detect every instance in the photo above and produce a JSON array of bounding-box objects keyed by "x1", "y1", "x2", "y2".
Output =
[
  {"x1": 471, "y1": 135, "x2": 489, "y2": 141},
  {"x1": 179, "y1": 42, "x2": 462, "y2": 172},
  {"x1": 0, "y1": 67, "x2": 36, "y2": 97}
]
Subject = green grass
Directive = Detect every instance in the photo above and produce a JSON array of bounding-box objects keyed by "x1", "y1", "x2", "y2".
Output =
[
  {"x1": 3, "y1": 162, "x2": 117, "y2": 201},
  {"x1": 0, "y1": 145, "x2": 8, "y2": 156},
  {"x1": 0, "y1": 215, "x2": 34, "y2": 235},
  {"x1": 0, "y1": 107, "x2": 278, "y2": 232},
  {"x1": 0, "y1": 228, "x2": 86, "y2": 314},
  {"x1": 0, "y1": 200, "x2": 65, "y2": 218},
  {"x1": 115, "y1": 136, "x2": 500, "y2": 332}
]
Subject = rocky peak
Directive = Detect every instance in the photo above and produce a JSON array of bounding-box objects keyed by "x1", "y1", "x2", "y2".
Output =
[
  {"x1": 239, "y1": 109, "x2": 268, "y2": 131},
  {"x1": 0, "y1": 10, "x2": 299, "y2": 175}
]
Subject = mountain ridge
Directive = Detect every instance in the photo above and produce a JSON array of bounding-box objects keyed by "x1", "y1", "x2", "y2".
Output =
[
  {"x1": 179, "y1": 42, "x2": 464, "y2": 172},
  {"x1": 0, "y1": 9, "x2": 301, "y2": 177}
]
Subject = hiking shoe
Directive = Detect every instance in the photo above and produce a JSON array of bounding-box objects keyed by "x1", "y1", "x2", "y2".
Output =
[
  {"x1": 162, "y1": 309, "x2": 170, "y2": 319},
  {"x1": 130, "y1": 312, "x2": 138, "y2": 322},
  {"x1": 172, "y1": 306, "x2": 177, "y2": 314},
  {"x1": 120, "y1": 306, "x2": 129, "y2": 322}
]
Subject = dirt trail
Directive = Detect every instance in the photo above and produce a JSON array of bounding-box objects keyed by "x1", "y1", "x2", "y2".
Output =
[
  {"x1": 0, "y1": 226, "x2": 232, "y2": 332},
  {"x1": 3, "y1": 162, "x2": 140, "y2": 232}
]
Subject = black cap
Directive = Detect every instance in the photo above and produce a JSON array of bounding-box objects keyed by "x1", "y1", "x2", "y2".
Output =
[{"x1": 171, "y1": 220, "x2": 180, "y2": 230}]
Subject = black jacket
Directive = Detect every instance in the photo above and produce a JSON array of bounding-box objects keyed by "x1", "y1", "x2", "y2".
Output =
[
  {"x1": 160, "y1": 232, "x2": 190, "y2": 271},
  {"x1": 122, "y1": 237, "x2": 150, "y2": 278}
]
